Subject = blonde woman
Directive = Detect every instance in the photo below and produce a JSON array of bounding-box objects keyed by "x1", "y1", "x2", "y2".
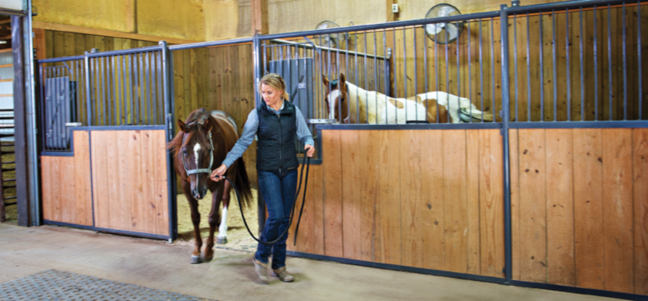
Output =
[{"x1": 211, "y1": 73, "x2": 315, "y2": 283}]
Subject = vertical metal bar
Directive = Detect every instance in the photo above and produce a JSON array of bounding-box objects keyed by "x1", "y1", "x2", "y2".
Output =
[
  {"x1": 622, "y1": 3, "x2": 627, "y2": 120},
  {"x1": 101, "y1": 56, "x2": 107, "y2": 126},
  {"x1": 402, "y1": 27, "x2": 408, "y2": 123},
  {"x1": 121, "y1": 55, "x2": 127, "y2": 125},
  {"x1": 638, "y1": 0, "x2": 643, "y2": 120},
  {"x1": 539, "y1": 15, "x2": 545, "y2": 121},
  {"x1": 347, "y1": 33, "x2": 351, "y2": 121},
  {"x1": 134, "y1": 53, "x2": 141, "y2": 124},
  {"x1": 578, "y1": 7, "x2": 585, "y2": 121},
  {"x1": 110, "y1": 56, "x2": 116, "y2": 125},
  {"x1": 565, "y1": 9, "x2": 571, "y2": 121},
  {"x1": 456, "y1": 22, "x2": 460, "y2": 122},
  {"x1": 139, "y1": 53, "x2": 146, "y2": 124},
  {"x1": 445, "y1": 26, "x2": 450, "y2": 122},
  {"x1": 145, "y1": 51, "x2": 152, "y2": 124},
  {"x1": 594, "y1": 8, "x2": 599, "y2": 121},
  {"x1": 479, "y1": 20, "x2": 484, "y2": 122},
  {"x1": 157, "y1": 51, "x2": 163, "y2": 124},
  {"x1": 129, "y1": 55, "x2": 136, "y2": 125},
  {"x1": 413, "y1": 27, "x2": 418, "y2": 120},
  {"x1": 84, "y1": 52, "x2": 92, "y2": 126},
  {"x1": 468, "y1": 21, "x2": 472, "y2": 123},
  {"x1": 513, "y1": 16, "x2": 519, "y2": 122},
  {"x1": 374, "y1": 30, "x2": 379, "y2": 122},
  {"x1": 160, "y1": 41, "x2": 175, "y2": 240},
  {"x1": 391, "y1": 29, "x2": 396, "y2": 123},
  {"x1": 607, "y1": 5, "x2": 613, "y2": 120},
  {"x1": 526, "y1": 14, "x2": 531, "y2": 121},
  {"x1": 434, "y1": 25, "x2": 440, "y2": 122},
  {"x1": 551, "y1": 11, "x2": 557, "y2": 121},
  {"x1": 499, "y1": 4, "x2": 513, "y2": 284},
  {"x1": 490, "y1": 18, "x2": 495, "y2": 123},
  {"x1": 151, "y1": 52, "x2": 157, "y2": 124},
  {"x1": 364, "y1": 31, "x2": 369, "y2": 123},
  {"x1": 424, "y1": 26, "x2": 429, "y2": 121}
]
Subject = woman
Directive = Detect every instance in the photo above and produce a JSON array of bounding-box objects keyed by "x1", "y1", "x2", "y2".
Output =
[{"x1": 210, "y1": 73, "x2": 315, "y2": 283}]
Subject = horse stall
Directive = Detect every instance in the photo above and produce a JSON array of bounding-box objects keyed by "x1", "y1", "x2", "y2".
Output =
[
  {"x1": 37, "y1": 45, "x2": 174, "y2": 239},
  {"x1": 256, "y1": 1, "x2": 648, "y2": 298},
  {"x1": 33, "y1": 0, "x2": 648, "y2": 299}
]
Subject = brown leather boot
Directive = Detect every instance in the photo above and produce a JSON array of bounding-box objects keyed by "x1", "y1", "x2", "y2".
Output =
[
  {"x1": 272, "y1": 267, "x2": 294, "y2": 282},
  {"x1": 253, "y1": 258, "x2": 269, "y2": 283}
]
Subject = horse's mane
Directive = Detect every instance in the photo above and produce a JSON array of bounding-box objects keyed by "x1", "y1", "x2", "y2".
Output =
[{"x1": 168, "y1": 108, "x2": 217, "y2": 155}]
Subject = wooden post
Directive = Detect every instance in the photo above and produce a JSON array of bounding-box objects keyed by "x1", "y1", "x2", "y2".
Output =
[
  {"x1": 387, "y1": 0, "x2": 398, "y2": 22},
  {"x1": 251, "y1": 0, "x2": 268, "y2": 35}
]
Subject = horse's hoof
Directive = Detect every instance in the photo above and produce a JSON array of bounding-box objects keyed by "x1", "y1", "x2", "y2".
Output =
[
  {"x1": 202, "y1": 253, "x2": 214, "y2": 262},
  {"x1": 191, "y1": 255, "x2": 202, "y2": 264},
  {"x1": 216, "y1": 237, "x2": 228, "y2": 244}
]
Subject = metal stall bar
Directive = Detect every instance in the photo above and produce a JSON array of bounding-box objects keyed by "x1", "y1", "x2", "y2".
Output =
[
  {"x1": 607, "y1": 5, "x2": 613, "y2": 120},
  {"x1": 539, "y1": 15, "x2": 545, "y2": 121},
  {"x1": 513, "y1": 16, "x2": 519, "y2": 121},
  {"x1": 622, "y1": 3, "x2": 627, "y2": 120},
  {"x1": 500, "y1": 4, "x2": 513, "y2": 283},
  {"x1": 551, "y1": 11, "x2": 558, "y2": 121},
  {"x1": 565, "y1": 9, "x2": 571, "y2": 121},
  {"x1": 578, "y1": 7, "x2": 585, "y2": 121},
  {"x1": 639, "y1": 0, "x2": 643, "y2": 120}
]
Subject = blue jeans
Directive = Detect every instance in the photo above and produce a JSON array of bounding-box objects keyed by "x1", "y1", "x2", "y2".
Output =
[{"x1": 255, "y1": 169, "x2": 297, "y2": 270}]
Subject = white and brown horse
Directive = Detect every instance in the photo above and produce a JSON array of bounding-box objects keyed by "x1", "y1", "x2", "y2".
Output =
[{"x1": 323, "y1": 73, "x2": 492, "y2": 124}]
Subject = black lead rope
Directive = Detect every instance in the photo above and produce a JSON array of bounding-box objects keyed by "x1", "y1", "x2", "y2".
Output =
[{"x1": 223, "y1": 156, "x2": 310, "y2": 246}]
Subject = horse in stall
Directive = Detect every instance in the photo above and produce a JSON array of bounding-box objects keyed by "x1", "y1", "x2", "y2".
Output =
[
  {"x1": 168, "y1": 108, "x2": 252, "y2": 264},
  {"x1": 323, "y1": 73, "x2": 492, "y2": 124}
]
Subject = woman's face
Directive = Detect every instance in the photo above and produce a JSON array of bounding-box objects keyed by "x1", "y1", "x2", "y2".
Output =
[{"x1": 260, "y1": 83, "x2": 283, "y2": 108}]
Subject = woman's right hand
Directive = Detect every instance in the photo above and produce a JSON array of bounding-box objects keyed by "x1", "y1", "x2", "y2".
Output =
[{"x1": 210, "y1": 164, "x2": 228, "y2": 182}]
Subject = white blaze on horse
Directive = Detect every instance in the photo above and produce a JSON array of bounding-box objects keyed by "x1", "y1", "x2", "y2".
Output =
[{"x1": 323, "y1": 73, "x2": 492, "y2": 124}]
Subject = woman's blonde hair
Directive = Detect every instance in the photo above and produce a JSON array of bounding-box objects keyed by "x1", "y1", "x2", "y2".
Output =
[{"x1": 259, "y1": 73, "x2": 289, "y2": 101}]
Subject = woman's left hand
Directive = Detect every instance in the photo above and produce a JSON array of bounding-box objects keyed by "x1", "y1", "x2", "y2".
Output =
[{"x1": 304, "y1": 144, "x2": 315, "y2": 157}]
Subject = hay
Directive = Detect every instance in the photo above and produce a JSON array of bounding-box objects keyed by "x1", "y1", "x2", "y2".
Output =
[{"x1": 176, "y1": 189, "x2": 259, "y2": 252}]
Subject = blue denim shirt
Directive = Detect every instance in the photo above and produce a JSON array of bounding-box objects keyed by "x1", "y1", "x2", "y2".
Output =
[{"x1": 221, "y1": 102, "x2": 314, "y2": 168}]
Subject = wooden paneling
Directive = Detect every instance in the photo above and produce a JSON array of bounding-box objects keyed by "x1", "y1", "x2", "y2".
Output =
[
  {"x1": 91, "y1": 130, "x2": 169, "y2": 235},
  {"x1": 634, "y1": 129, "x2": 648, "y2": 295},
  {"x1": 294, "y1": 129, "x2": 504, "y2": 277},
  {"x1": 41, "y1": 131, "x2": 93, "y2": 226},
  {"x1": 511, "y1": 128, "x2": 648, "y2": 294}
]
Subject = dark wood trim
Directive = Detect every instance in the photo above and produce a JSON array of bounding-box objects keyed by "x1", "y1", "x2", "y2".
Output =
[{"x1": 11, "y1": 15, "x2": 29, "y2": 226}]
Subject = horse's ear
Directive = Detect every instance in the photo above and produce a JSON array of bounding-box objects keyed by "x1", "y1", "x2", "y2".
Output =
[
  {"x1": 177, "y1": 119, "x2": 188, "y2": 132},
  {"x1": 322, "y1": 73, "x2": 329, "y2": 86}
]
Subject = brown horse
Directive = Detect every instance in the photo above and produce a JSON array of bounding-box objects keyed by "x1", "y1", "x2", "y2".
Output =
[{"x1": 168, "y1": 108, "x2": 252, "y2": 264}]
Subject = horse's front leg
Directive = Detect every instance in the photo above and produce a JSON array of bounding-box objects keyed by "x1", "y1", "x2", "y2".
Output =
[
  {"x1": 204, "y1": 183, "x2": 224, "y2": 262},
  {"x1": 183, "y1": 184, "x2": 202, "y2": 264},
  {"x1": 217, "y1": 180, "x2": 232, "y2": 244}
]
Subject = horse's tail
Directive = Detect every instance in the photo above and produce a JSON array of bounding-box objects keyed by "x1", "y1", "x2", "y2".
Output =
[{"x1": 229, "y1": 157, "x2": 253, "y2": 209}]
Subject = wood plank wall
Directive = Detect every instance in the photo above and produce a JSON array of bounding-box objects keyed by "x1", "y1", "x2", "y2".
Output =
[
  {"x1": 41, "y1": 130, "x2": 93, "y2": 226},
  {"x1": 91, "y1": 130, "x2": 169, "y2": 236},
  {"x1": 289, "y1": 129, "x2": 505, "y2": 277},
  {"x1": 510, "y1": 128, "x2": 648, "y2": 295}
]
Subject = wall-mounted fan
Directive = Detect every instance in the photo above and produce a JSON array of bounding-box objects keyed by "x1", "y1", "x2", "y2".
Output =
[
  {"x1": 424, "y1": 3, "x2": 464, "y2": 44},
  {"x1": 315, "y1": 20, "x2": 352, "y2": 49}
]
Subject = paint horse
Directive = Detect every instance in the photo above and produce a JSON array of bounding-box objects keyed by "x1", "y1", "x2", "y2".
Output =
[
  {"x1": 168, "y1": 108, "x2": 252, "y2": 263},
  {"x1": 323, "y1": 73, "x2": 492, "y2": 124}
]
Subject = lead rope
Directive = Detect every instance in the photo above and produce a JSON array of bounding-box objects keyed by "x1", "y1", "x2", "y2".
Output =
[{"x1": 223, "y1": 156, "x2": 310, "y2": 246}]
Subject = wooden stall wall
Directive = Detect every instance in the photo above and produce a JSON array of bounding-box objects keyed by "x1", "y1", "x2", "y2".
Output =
[
  {"x1": 510, "y1": 128, "x2": 648, "y2": 295},
  {"x1": 289, "y1": 129, "x2": 505, "y2": 278},
  {"x1": 41, "y1": 130, "x2": 92, "y2": 226},
  {"x1": 172, "y1": 44, "x2": 257, "y2": 182},
  {"x1": 37, "y1": 29, "x2": 157, "y2": 59},
  {"x1": 91, "y1": 129, "x2": 169, "y2": 236}
]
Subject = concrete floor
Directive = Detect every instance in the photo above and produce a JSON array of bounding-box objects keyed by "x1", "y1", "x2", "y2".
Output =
[{"x1": 0, "y1": 223, "x2": 623, "y2": 301}]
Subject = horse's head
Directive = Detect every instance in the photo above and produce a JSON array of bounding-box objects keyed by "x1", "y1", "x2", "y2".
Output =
[
  {"x1": 176, "y1": 109, "x2": 215, "y2": 200},
  {"x1": 322, "y1": 73, "x2": 350, "y2": 123}
]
